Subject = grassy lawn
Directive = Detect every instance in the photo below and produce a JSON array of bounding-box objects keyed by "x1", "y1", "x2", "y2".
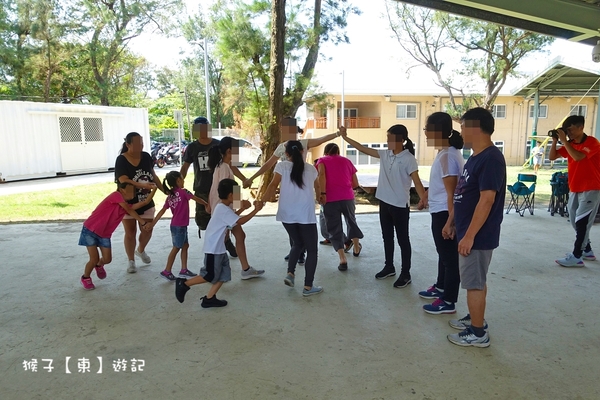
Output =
[{"x1": 0, "y1": 165, "x2": 565, "y2": 223}]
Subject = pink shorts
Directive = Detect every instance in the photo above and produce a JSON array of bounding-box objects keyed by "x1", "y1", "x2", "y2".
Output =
[{"x1": 123, "y1": 207, "x2": 155, "y2": 220}]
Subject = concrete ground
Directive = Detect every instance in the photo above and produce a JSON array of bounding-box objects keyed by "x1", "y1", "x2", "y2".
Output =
[{"x1": 1, "y1": 206, "x2": 600, "y2": 399}]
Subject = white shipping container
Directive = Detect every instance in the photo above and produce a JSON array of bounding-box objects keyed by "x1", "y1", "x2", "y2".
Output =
[{"x1": 0, "y1": 101, "x2": 150, "y2": 181}]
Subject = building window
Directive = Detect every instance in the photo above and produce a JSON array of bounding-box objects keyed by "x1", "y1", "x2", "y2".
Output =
[
  {"x1": 494, "y1": 140, "x2": 504, "y2": 154},
  {"x1": 492, "y1": 105, "x2": 506, "y2": 119},
  {"x1": 570, "y1": 105, "x2": 587, "y2": 117},
  {"x1": 346, "y1": 143, "x2": 386, "y2": 165},
  {"x1": 529, "y1": 104, "x2": 548, "y2": 118},
  {"x1": 396, "y1": 104, "x2": 417, "y2": 119}
]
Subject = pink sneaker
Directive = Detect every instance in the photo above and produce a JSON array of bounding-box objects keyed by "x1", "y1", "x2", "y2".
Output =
[
  {"x1": 81, "y1": 276, "x2": 95, "y2": 290},
  {"x1": 95, "y1": 264, "x2": 107, "y2": 279}
]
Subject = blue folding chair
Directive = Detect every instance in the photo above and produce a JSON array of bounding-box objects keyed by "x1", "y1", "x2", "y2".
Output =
[{"x1": 506, "y1": 174, "x2": 537, "y2": 216}]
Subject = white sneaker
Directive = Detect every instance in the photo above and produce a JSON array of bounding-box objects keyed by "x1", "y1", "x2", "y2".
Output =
[
  {"x1": 135, "y1": 250, "x2": 151, "y2": 264},
  {"x1": 555, "y1": 253, "x2": 584, "y2": 268},
  {"x1": 127, "y1": 260, "x2": 137, "y2": 273},
  {"x1": 582, "y1": 250, "x2": 596, "y2": 261},
  {"x1": 241, "y1": 266, "x2": 265, "y2": 280}
]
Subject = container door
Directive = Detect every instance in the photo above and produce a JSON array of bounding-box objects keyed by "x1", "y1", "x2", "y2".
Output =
[{"x1": 58, "y1": 116, "x2": 107, "y2": 172}]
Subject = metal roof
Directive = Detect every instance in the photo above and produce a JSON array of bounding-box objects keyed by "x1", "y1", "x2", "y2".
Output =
[
  {"x1": 511, "y1": 57, "x2": 600, "y2": 98},
  {"x1": 394, "y1": 0, "x2": 600, "y2": 46}
]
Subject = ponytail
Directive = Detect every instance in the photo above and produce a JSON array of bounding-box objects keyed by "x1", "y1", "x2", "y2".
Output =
[
  {"x1": 207, "y1": 136, "x2": 234, "y2": 172},
  {"x1": 286, "y1": 140, "x2": 305, "y2": 188},
  {"x1": 448, "y1": 129, "x2": 464, "y2": 149},
  {"x1": 404, "y1": 138, "x2": 415, "y2": 156},
  {"x1": 120, "y1": 132, "x2": 141, "y2": 154},
  {"x1": 163, "y1": 171, "x2": 181, "y2": 196}
]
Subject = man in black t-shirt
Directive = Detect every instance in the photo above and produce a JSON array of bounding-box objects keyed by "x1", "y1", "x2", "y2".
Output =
[{"x1": 181, "y1": 117, "x2": 219, "y2": 239}]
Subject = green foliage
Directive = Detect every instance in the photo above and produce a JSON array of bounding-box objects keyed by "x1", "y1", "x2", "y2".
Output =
[
  {"x1": 208, "y1": 0, "x2": 359, "y2": 139},
  {"x1": 386, "y1": 1, "x2": 554, "y2": 114}
]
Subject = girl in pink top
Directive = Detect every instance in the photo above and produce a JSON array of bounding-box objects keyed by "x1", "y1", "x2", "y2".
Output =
[
  {"x1": 316, "y1": 143, "x2": 364, "y2": 271},
  {"x1": 79, "y1": 182, "x2": 157, "y2": 290},
  {"x1": 150, "y1": 171, "x2": 210, "y2": 281}
]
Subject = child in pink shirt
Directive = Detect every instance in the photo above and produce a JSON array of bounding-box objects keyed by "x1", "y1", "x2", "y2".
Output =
[
  {"x1": 150, "y1": 171, "x2": 211, "y2": 281},
  {"x1": 79, "y1": 182, "x2": 156, "y2": 290}
]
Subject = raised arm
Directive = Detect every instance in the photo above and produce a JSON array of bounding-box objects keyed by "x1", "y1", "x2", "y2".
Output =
[
  {"x1": 307, "y1": 132, "x2": 338, "y2": 149},
  {"x1": 244, "y1": 154, "x2": 279, "y2": 188}
]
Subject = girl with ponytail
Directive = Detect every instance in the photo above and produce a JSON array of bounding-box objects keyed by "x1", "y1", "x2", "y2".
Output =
[
  {"x1": 341, "y1": 124, "x2": 426, "y2": 288},
  {"x1": 149, "y1": 171, "x2": 210, "y2": 281},
  {"x1": 206, "y1": 136, "x2": 264, "y2": 279},
  {"x1": 263, "y1": 140, "x2": 323, "y2": 297},
  {"x1": 418, "y1": 112, "x2": 465, "y2": 315}
]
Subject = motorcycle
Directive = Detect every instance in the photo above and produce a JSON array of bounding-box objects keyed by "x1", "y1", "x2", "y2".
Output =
[{"x1": 155, "y1": 143, "x2": 181, "y2": 168}]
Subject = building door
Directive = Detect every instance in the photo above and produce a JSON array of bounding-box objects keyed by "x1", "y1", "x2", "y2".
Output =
[{"x1": 58, "y1": 116, "x2": 107, "y2": 172}]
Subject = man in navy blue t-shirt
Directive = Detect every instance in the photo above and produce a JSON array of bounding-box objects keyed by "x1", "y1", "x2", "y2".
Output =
[{"x1": 445, "y1": 108, "x2": 506, "y2": 348}]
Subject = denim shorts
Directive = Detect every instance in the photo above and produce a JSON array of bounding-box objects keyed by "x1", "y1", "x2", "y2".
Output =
[
  {"x1": 78, "y1": 226, "x2": 111, "y2": 248},
  {"x1": 170, "y1": 225, "x2": 188, "y2": 249}
]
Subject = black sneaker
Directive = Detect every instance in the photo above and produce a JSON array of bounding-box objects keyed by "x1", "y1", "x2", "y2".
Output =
[
  {"x1": 201, "y1": 295, "x2": 228, "y2": 308},
  {"x1": 225, "y1": 238, "x2": 238, "y2": 258},
  {"x1": 338, "y1": 262, "x2": 348, "y2": 271},
  {"x1": 175, "y1": 278, "x2": 190, "y2": 303},
  {"x1": 393, "y1": 274, "x2": 412, "y2": 288},
  {"x1": 375, "y1": 267, "x2": 396, "y2": 280}
]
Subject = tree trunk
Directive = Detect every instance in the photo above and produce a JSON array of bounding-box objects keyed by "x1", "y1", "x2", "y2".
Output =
[{"x1": 257, "y1": 0, "x2": 286, "y2": 200}]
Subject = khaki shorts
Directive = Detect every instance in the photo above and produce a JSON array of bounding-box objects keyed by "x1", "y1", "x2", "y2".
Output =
[
  {"x1": 123, "y1": 207, "x2": 155, "y2": 220},
  {"x1": 459, "y1": 249, "x2": 494, "y2": 290}
]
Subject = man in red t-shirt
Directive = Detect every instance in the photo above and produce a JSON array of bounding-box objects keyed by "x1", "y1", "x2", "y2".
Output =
[{"x1": 550, "y1": 115, "x2": 600, "y2": 267}]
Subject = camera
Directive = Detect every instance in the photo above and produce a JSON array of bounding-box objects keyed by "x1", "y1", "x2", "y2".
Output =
[{"x1": 548, "y1": 129, "x2": 559, "y2": 139}]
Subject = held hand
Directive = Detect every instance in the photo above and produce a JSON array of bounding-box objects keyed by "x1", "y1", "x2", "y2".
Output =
[
  {"x1": 457, "y1": 236, "x2": 474, "y2": 256},
  {"x1": 416, "y1": 199, "x2": 425, "y2": 210},
  {"x1": 205, "y1": 202, "x2": 211, "y2": 214},
  {"x1": 143, "y1": 182, "x2": 157, "y2": 190},
  {"x1": 142, "y1": 221, "x2": 153, "y2": 231},
  {"x1": 240, "y1": 199, "x2": 251, "y2": 210},
  {"x1": 319, "y1": 194, "x2": 326, "y2": 205},
  {"x1": 339, "y1": 126, "x2": 347, "y2": 137},
  {"x1": 243, "y1": 179, "x2": 253, "y2": 189},
  {"x1": 253, "y1": 200, "x2": 264, "y2": 212}
]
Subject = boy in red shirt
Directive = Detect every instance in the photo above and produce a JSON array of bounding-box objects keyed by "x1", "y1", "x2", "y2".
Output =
[
  {"x1": 550, "y1": 115, "x2": 600, "y2": 267},
  {"x1": 79, "y1": 182, "x2": 157, "y2": 289}
]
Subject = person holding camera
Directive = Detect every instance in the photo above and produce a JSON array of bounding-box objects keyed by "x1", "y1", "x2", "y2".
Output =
[{"x1": 549, "y1": 115, "x2": 600, "y2": 267}]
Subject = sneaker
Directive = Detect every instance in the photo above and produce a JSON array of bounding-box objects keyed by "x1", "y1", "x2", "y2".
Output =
[
  {"x1": 81, "y1": 276, "x2": 95, "y2": 290},
  {"x1": 225, "y1": 238, "x2": 238, "y2": 258},
  {"x1": 583, "y1": 250, "x2": 596, "y2": 261},
  {"x1": 447, "y1": 327, "x2": 490, "y2": 348},
  {"x1": 201, "y1": 295, "x2": 228, "y2": 308},
  {"x1": 418, "y1": 285, "x2": 444, "y2": 299},
  {"x1": 160, "y1": 270, "x2": 176, "y2": 281},
  {"x1": 135, "y1": 250, "x2": 151, "y2": 264},
  {"x1": 284, "y1": 273, "x2": 295, "y2": 287},
  {"x1": 178, "y1": 269, "x2": 197, "y2": 277},
  {"x1": 320, "y1": 239, "x2": 332, "y2": 245},
  {"x1": 344, "y1": 240, "x2": 353, "y2": 253},
  {"x1": 338, "y1": 262, "x2": 348, "y2": 271},
  {"x1": 241, "y1": 266, "x2": 265, "y2": 280},
  {"x1": 284, "y1": 254, "x2": 290, "y2": 262},
  {"x1": 375, "y1": 267, "x2": 396, "y2": 280},
  {"x1": 448, "y1": 314, "x2": 489, "y2": 330},
  {"x1": 175, "y1": 278, "x2": 189, "y2": 303},
  {"x1": 95, "y1": 264, "x2": 107, "y2": 280},
  {"x1": 423, "y1": 298, "x2": 456, "y2": 314},
  {"x1": 127, "y1": 260, "x2": 137, "y2": 274},
  {"x1": 555, "y1": 253, "x2": 585, "y2": 267},
  {"x1": 302, "y1": 285, "x2": 323, "y2": 297},
  {"x1": 298, "y1": 253, "x2": 306, "y2": 265},
  {"x1": 393, "y1": 274, "x2": 412, "y2": 288}
]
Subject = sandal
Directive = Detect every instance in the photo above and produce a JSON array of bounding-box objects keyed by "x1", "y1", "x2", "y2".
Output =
[
  {"x1": 353, "y1": 243, "x2": 362, "y2": 257},
  {"x1": 338, "y1": 262, "x2": 348, "y2": 271}
]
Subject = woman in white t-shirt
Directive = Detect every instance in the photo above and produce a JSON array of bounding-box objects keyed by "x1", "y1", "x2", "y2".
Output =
[
  {"x1": 262, "y1": 140, "x2": 323, "y2": 296},
  {"x1": 417, "y1": 112, "x2": 465, "y2": 315},
  {"x1": 341, "y1": 125, "x2": 426, "y2": 289}
]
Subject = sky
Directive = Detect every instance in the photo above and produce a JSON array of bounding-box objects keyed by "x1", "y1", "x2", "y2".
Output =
[{"x1": 130, "y1": 0, "x2": 598, "y2": 96}]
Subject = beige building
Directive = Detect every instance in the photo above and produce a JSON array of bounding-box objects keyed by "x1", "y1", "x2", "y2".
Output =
[{"x1": 304, "y1": 92, "x2": 598, "y2": 167}]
